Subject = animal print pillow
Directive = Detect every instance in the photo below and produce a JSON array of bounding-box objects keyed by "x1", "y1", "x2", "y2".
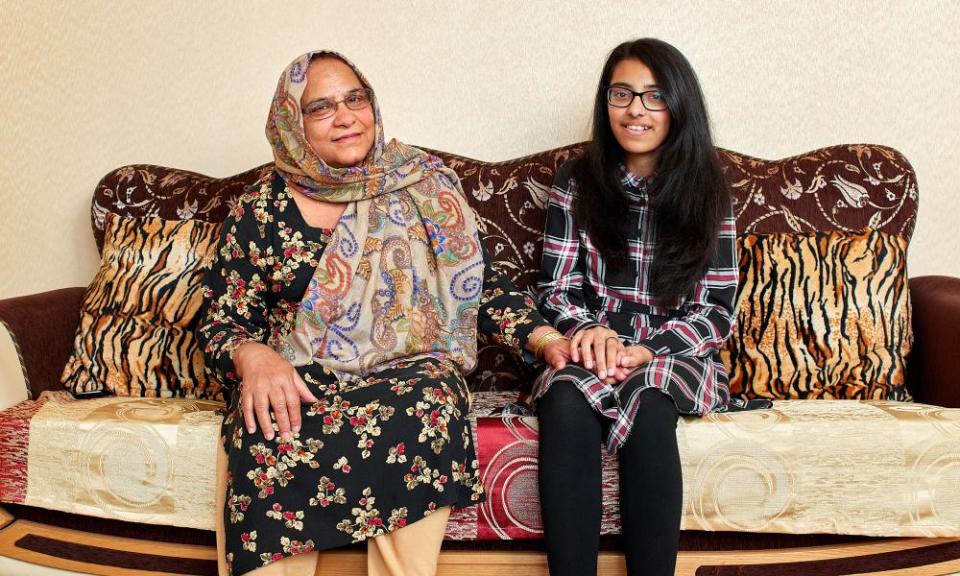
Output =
[
  {"x1": 722, "y1": 230, "x2": 912, "y2": 400},
  {"x1": 62, "y1": 213, "x2": 224, "y2": 399}
]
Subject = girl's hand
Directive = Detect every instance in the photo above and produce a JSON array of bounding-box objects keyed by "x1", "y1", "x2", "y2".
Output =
[
  {"x1": 591, "y1": 346, "x2": 654, "y2": 385},
  {"x1": 570, "y1": 325, "x2": 623, "y2": 380},
  {"x1": 618, "y1": 345, "x2": 655, "y2": 370},
  {"x1": 233, "y1": 342, "x2": 319, "y2": 442}
]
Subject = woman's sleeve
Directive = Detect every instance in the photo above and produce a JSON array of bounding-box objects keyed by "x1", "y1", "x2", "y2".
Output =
[
  {"x1": 638, "y1": 212, "x2": 739, "y2": 357},
  {"x1": 197, "y1": 194, "x2": 272, "y2": 388},
  {"x1": 535, "y1": 167, "x2": 602, "y2": 336},
  {"x1": 476, "y1": 239, "x2": 549, "y2": 359}
]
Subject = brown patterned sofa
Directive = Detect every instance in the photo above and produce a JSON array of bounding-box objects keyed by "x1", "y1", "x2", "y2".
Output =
[{"x1": 1, "y1": 144, "x2": 960, "y2": 576}]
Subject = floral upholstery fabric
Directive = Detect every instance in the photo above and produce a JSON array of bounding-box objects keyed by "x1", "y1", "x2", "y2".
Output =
[
  {"x1": 91, "y1": 144, "x2": 918, "y2": 393},
  {"x1": 0, "y1": 143, "x2": 936, "y2": 544}
]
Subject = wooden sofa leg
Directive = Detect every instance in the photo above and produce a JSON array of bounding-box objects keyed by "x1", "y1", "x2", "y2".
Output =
[{"x1": 0, "y1": 504, "x2": 15, "y2": 531}]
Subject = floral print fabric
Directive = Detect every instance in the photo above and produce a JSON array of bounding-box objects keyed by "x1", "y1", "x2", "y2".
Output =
[{"x1": 198, "y1": 173, "x2": 544, "y2": 575}]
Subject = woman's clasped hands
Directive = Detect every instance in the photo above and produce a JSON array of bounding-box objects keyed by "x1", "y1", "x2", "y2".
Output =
[{"x1": 569, "y1": 325, "x2": 653, "y2": 384}]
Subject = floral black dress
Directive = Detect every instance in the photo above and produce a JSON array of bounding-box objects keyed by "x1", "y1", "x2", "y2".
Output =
[{"x1": 198, "y1": 172, "x2": 544, "y2": 576}]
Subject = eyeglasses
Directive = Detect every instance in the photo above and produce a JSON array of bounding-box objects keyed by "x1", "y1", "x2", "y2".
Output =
[
  {"x1": 605, "y1": 86, "x2": 668, "y2": 111},
  {"x1": 301, "y1": 88, "x2": 374, "y2": 121}
]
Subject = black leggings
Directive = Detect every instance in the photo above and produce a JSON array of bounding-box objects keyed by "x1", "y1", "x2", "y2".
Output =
[{"x1": 537, "y1": 383, "x2": 682, "y2": 576}]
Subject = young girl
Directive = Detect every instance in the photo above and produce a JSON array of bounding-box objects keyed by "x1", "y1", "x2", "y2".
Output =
[{"x1": 535, "y1": 38, "x2": 769, "y2": 576}]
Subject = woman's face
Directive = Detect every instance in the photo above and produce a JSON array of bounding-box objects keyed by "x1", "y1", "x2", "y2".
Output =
[
  {"x1": 301, "y1": 58, "x2": 376, "y2": 168},
  {"x1": 607, "y1": 58, "x2": 671, "y2": 177}
]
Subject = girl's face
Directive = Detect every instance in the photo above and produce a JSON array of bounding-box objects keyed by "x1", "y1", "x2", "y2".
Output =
[{"x1": 607, "y1": 58, "x2": 671, "y2": 177}]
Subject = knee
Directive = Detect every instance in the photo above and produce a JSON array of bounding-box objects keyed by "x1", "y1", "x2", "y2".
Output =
[
  {"x1": 536, "y1": 383, "x2": 598, "y2": 437},
  {"x1": 631, "y1": 388, "x2": 679, "y2": 431},
  {"x1": 537, "y1": 375, "x2": 592, "y2": 418}
]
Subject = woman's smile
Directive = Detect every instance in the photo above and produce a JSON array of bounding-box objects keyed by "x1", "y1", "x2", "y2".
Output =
[{"x1": 333, "y1": 132, "x2": 362, "y2": 143}]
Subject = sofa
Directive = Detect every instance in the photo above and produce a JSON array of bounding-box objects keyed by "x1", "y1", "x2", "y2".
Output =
[{"x1": 1, "y1": 143, "x2": 959, "y2": 576}]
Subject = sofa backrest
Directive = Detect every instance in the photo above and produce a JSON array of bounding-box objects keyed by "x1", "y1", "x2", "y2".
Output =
[{"x1": 91, "y1": 144, "x2": 918, "y2": 392}]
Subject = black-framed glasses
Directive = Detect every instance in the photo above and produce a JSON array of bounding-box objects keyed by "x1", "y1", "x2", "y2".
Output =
[
  {"x1": 301, "y1": 88, "x2": 374, "y2": 121},
  {"x1": 605, "y1": 86, "x2": 668, "y2": 111}
]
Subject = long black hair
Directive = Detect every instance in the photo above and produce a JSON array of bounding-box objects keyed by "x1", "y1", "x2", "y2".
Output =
[{"x1": 572, "y1": 38, "x2": 730, "y2": 305}]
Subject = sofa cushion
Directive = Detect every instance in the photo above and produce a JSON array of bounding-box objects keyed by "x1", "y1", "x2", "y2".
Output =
[
  {"x1": 2, "y1": 393, "x2": 957, "y2": 540},
  {"x1": 61, "y1": 213, "x2": 223, "y2": 399},
  {"x1": 0, "y1": 392, "x2": 222, "y2": 530},
  {"x1": 723, "y1": 230, "x2": 912, "y2": 400}
]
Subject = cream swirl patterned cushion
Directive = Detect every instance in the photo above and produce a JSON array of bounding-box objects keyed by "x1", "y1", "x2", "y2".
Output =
[{"x1": 2, "y1": 392, "x2": 957, "y2": 539}]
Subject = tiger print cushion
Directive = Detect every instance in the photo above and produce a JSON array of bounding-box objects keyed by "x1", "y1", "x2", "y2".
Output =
[
  {"x1": 722, "y1": 229, "x2": 912, "y2": 400},
  {"x1": 61, "y1": 213, "x2": 224, "y2": 399}
]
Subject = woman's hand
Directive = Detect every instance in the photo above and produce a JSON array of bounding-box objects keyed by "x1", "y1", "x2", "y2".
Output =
[
  {"x1": 542, "y1": 338, "x2": 572, "y2": 370},
  {"x1": 528, "y1": 326, "x2": 571, "y2": 370},
  {"x1": 541, "y1": 338, "x2": 571, "y2": 370},
  {"x1": 617, "y1": 345, "x2": 655, "y2": 371},
  {"x1": 570, "y1": 325, "x2": 623, "y2": 380},
  {"x1": 233, "y1": 342, "x2": 319, "y2": 442}
]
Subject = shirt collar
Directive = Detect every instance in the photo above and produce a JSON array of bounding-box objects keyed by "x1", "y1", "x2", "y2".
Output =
[{"x1": 618, "y1": 164, "x2": 654, "y2": 194}]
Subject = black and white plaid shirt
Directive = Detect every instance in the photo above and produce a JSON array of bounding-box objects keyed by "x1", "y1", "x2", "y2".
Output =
[{"x1": 536, "y1": 163, "x2": 739, "y2": 358}]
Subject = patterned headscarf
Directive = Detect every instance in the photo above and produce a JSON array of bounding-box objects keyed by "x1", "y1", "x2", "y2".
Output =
[{"x1": 268, "y1": 51, "x2": 484, "y2": 379}]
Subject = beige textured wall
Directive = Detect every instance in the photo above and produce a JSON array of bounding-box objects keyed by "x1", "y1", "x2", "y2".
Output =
[{"x1": 1, "y1": 1, "x2": 958, "y2": 299}]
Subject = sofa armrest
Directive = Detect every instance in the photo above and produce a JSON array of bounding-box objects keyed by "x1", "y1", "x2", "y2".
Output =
[
  {"x1": 907, "y1": 275, "x2": 960, "y2": 408},
  {"x1": 0, "y1": 322, "x2": 29, "y2": 410},
  {"x1": 0, "y1": 288, "x2": 85, "y2": 400}
]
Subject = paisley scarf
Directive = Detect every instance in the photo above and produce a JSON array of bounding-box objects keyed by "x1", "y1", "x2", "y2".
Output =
[{"x1": 267, "y1": 51, "x2": 484, "y2": 379}]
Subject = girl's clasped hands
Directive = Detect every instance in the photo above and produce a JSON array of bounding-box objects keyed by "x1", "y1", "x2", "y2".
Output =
[{"x1": 567, "y1": 326, "x2": 653, "y2": 384}]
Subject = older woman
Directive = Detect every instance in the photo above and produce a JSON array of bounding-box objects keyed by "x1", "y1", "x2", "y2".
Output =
[{"x1": 198, "y1": 51, "x2": 569, "y2": 576}]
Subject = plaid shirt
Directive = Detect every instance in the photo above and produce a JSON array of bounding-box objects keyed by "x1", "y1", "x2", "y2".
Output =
[
  {"x1": 536, "y1": 163, "x2": 739, "y2": 357},
  {"x1": 533, "y1": 164, "x2": 746, "y2": 450}
]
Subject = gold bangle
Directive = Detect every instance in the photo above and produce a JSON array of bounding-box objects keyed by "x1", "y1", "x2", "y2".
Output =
[{"x1": 531, "y1": 330, "x2": 568, "y2": 360}]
